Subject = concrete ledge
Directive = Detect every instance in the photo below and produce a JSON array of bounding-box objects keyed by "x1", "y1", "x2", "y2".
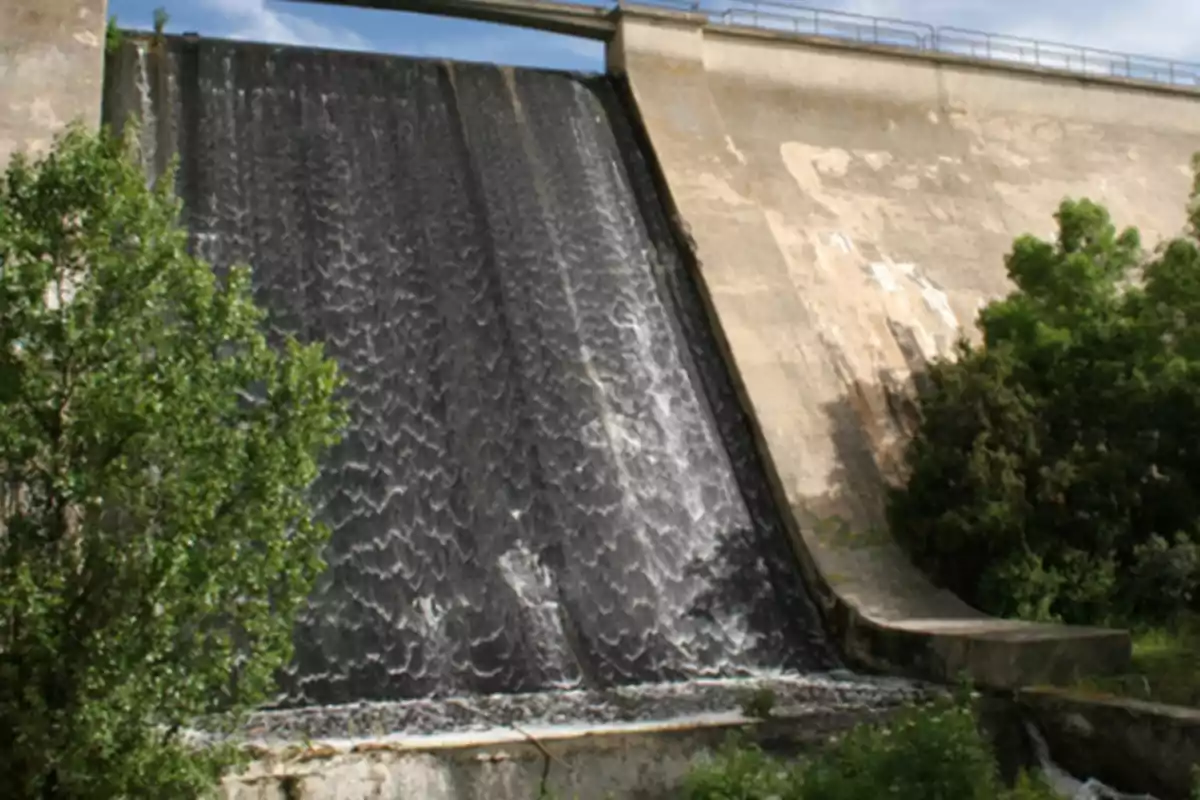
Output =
[
  {"x1": 223, "y1": 707, "x2": 904, "y2": 799},
  {"x1": 795, "y1": 516, "x2": 1131, "y2": 689},
  {"x1": 1019, "y1": 687, "x2": 1200, "y2": 799}
]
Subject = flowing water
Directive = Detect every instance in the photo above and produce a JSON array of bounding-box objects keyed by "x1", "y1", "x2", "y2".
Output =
[{"x1": 103, "y1": 38, "x2": 843, "y2": 711}]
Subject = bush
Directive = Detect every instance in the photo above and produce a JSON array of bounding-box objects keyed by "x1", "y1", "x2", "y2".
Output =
[
  {"x1": 683, "y1": 742, "x2": 802, "y2": 800},
  {"x1": 888, "y1": 158, "x2": 1200, "y2": 626},
  {"x1": 0, "y1": 126, "x2": 346, "y2": 797},
  {"x1": 682, "y1": 699, "x2": 1057, "y2": 800}
]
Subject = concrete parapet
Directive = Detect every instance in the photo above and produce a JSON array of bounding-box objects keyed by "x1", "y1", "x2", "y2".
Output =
[
  {"x1": 606, "y1": 6, "x2": 1174, "y2": 689},
  {"x1": 0, "y1": 0, "x2": 109, "y2": 166}
]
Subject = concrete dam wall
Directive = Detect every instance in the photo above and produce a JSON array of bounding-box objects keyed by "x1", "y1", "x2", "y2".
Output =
[
  {"x1": 611, "y1": 6, "x2": 1200, "y2": 683},
  {"x1": 615, "y1": 9, "x2": 1200, "y2": 534}
]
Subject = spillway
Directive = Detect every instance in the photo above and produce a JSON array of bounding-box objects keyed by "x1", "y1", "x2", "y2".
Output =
[{"x1": 103, "y1": 38, "x2": 840, "y2": 708}]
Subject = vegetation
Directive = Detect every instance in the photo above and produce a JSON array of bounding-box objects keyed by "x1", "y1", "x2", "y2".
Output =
[
  {"x1": 153, "y1": 7, "x2": 170, "y2": 37},
  {"x1": 739, "y1": 686, "x2": 778, "y2": 719},
  {"x1": 888, "y1": 159, "x2": 1200, "y2": 664},
  {"x1": 1074, "y1": 614, "x2": 1200, "y2": 706},
  {"x1": 104, "y1": 15, "x2": 123, "y2": 55},
  {"x1": 682, "y1": 697, "x2": 1057, "y2": 800},
  {"x1": 0, "y1": 126, "x2": 345, "y2": 797}
]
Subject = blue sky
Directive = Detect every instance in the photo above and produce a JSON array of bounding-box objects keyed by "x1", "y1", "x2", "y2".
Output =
[{"x1": 106, "y1": 0, "x2": 1200, "y2": 73}]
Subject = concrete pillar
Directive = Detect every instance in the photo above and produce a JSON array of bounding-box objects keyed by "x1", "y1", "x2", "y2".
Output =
[
  {"x1": 0, "y1": 0, "x2": 109, "y2": 167},
  {"x1": 606, "y1": 6, "x2": 706, "y2": 75}
]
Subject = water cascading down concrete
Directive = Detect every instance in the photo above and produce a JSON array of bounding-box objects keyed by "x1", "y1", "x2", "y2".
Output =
[{"x1": 103, "y1": 37, "x2": 842, "y2": 708}]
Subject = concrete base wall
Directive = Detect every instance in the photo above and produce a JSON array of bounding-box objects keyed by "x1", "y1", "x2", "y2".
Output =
[
  {"x1": 223, "y1": 710, "x2": 893, "y2": 800},
  {"x1": 0, "y1": 0, "x2": 108, "y2": 166},
  {"x1": 606, "y1": 7, "x2": 1173, "y2": 688}
]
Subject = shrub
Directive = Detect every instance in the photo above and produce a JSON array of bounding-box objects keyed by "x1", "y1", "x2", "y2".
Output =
[
  {"x1": 682, "y1": 699, "x2": 1057, "y2": 800},
  {"x1": 683, "y1": 740, "x2": 802, "y2": 800},
  {"x1": 888, "y1": 159, "x2": 1200, "y2": 626},
  {"x1": 0, "y1": 126, "x2": 345, "y2": 797}
]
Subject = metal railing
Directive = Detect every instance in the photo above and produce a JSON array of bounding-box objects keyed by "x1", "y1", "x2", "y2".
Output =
[
  {"x1": 630, "y1": 0, "x2": 1200, "y2": 89},
  {"x1": 714, "y1": 1, "x2": 933, "y2": 51},
  {"x1": 933, "y1": 27, "x2": 1200, "y2": 87}
]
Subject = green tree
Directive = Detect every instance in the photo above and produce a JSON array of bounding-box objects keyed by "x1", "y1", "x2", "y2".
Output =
[
  {"x1": 889, "y1": 158, "x2": 1200, "y2": 625},
  {"x1": 0, "y1": 126, "x2": 346, "y2": 798}
]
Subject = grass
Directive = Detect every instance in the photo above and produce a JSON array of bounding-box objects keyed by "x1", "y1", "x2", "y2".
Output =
[{"x1": 1075, "y1": 613, "x2": 1200, "y2": 707}]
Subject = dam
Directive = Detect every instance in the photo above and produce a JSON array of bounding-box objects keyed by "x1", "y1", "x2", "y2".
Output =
[
  {"x1": 3, "y1": 0, "x2": 1200, "y2": 796},
  {"x1": 101, "y1": 35, "x2": 840, "y2": 707}
]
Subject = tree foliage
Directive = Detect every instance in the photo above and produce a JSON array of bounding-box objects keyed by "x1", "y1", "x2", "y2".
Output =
[
  {"x1": 889, "y1": 157, "x2": 1200, "y2": 625},
  {"x1": 682, "y1": 697, "x2": 1057, "y2": 800},
  {"x1": 0, "y1": 126, "x2": 345, "y2": 798}
]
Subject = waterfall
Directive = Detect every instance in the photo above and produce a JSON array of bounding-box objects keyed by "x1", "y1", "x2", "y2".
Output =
[{"x1": 103, "y1": 37, "x2": 840, "y2": 708}]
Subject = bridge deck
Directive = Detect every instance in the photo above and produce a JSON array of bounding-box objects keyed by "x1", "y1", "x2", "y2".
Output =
[
  {"x1": 286, "y1": 0, "x2": 1200, "y2": 91},
  {"x1": 287, "y1": 0, "x2": 620, "y2": 40}
]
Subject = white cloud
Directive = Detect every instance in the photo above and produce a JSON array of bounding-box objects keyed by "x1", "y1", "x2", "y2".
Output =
[
  {"x1": 823, "y1": 0, "x2": 1200, "y2": 61},
  {"x1": 1002, "y1": 0, "x2": 1200, "y2": 61},
  {"x1": 201, "y1": 0, "x2": 372, "y2": 51}
]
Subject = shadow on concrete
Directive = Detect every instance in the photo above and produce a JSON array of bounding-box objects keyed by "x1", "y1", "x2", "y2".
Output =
[{"x1": 797, "y1": 365, "x2": 924, "y2": 540}]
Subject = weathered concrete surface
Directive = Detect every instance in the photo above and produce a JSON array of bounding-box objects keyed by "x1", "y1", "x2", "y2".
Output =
[
  {"x1": 606, "y1": 7, "x2": 1182, "y2": 688},
  {"x1": 1020, "y1": 687, "x2": 1200, "y2": 799},
  {"x1": 223, "y1": 709, "x2": 894, "y2": 799},
  {"x1": 0, "y1": 0, "x2": 108, "y2": 166}
]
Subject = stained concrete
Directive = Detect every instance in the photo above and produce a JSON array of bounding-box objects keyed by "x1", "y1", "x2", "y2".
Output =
[
  {"x1": 0, "y1": 0, "x2": 108, "y2": 166},
  {"x1": 605, "y1": 6, "x2": 1181, "y2": 688}
]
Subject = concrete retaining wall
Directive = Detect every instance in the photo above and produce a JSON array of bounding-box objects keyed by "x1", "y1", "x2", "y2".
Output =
[
  {"x1": 605, "y1": 6, "x2": 1174, "y2": 689},
  {"x1": 0, "y1": 0, "x2": 108, "y2": 166},
  {"x1": 1020, "y1": 687, "x2": 1200, "y2": 799},
  {"x1": 223, "y1": 710, "x2": 894, "y2": 799}
]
